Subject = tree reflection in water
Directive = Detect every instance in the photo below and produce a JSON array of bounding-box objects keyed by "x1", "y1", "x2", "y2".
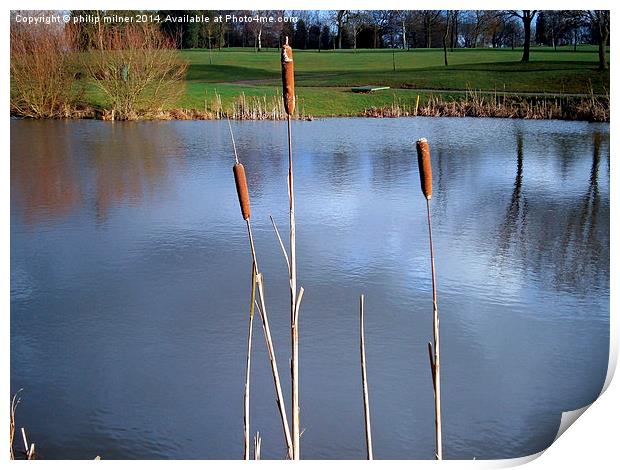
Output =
[
  {"x1": 494, "y1": 130, "x2": 609, "y2": 296},
  {"x1": 555, "y1": 131, "x2": 608, "y2": 293},
  {"x1": 11, "y1": 121, "x2": 83, "y2": 225},
  {"x1": 88, "y1": 123, "x2": 184, "y2": 220},
  {"x1": 11, "y1": 122, "x2": 184, "y2": 224},
  {"x1": 496, "y1": 130, "x2": 528, "y2": 258}
]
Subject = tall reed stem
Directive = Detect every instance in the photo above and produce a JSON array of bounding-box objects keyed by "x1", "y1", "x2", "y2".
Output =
[
  {"x1": 287, "y1": 114, "x2": 301, "y2": 460},
  {"x1": 247, "y1": 218, "x2": 294, "y2": 460},
  {"x1": 282, "y1": 37, "x2": 301, "y2": 460},
  {"x1": 9, "y1": 391, "x2": 21, "y2": 461},
  {"x1": 242, "y1": 261, "x2": 255, "y2": 460},
  {"x1": 254, "y1": 431, "x2": 262, "y2": 460},
  {"x1": 359, "y1": 295, "x2": 373, "y2": 460},
  {"x1": 426, "y1": 199, "x2": 442, "y2": 460},
  {"x1": 416, "y1": 138, "x2": 442, "y2": 460},
  {"x1": 231, "y1": 118, "x2": 293, "y2": 458}
]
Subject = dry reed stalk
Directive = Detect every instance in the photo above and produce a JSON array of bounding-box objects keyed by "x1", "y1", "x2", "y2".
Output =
[
  {"x1": 227, "y1": 92, "x2": 301, "y2": 120},
  {"x1": 231, "y1": 127, "x2": 254, "y2": 459},
  {"x1": 269, "y1": 216, "x2": 290, "y2": 273},
  {"x1": 21, "y1": 427, "x2": 28, "y2": 453},
  {"x1": 361, "y1": 91, "x2": 608, "y2": 122},
  {"x1": 242, "y1": 266, "x2": 257, "y2": 460},
  {"x1": 416, "y1": 138, "x2": 442, "y2": 460},
  {"x1": 229, "y1": 119, "x2": 293, "y2": 459},
  {"x1": 21, "y1": 426, "x2": 35, "y2": 459},
  {"x1": 252, "y1": 254, "x2": 293, "y2": 459},
  {"x1": 359, "y1": 295, "x2": 373, "y2": 460},
  {"x1": 214, "y1": 91, "x2": 223, "y2": 119},
  {"x1": 282, "y1": 36, "x2": 302, "y2": 460},
  {"x1": 254, "y1": 432, "x2": 262, "y2": 460},
  {"x1": 9, "y1": 391, "x2": 21, "y2": 460}
]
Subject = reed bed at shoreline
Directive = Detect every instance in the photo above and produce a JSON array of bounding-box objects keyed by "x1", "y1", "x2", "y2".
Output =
[
  {"x1": 11, "y1": 88, "x2": 608, "y2": 122},
  {"x1": 362, "y1": 89, "x2": 609, "y2": 122}
]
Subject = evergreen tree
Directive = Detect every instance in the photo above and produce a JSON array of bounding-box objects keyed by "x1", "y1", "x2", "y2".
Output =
[
  {"x1": 535, "y1": 11, "x2": 548, "y2": 45},
  {"x1": 320, "y1": 24, "x2": 331, "y2": 50},
  {"x1": 293, "y1": 19, "x2": 308, "y2": 49},
  {"x1": 308, "y1": 24, "x2": 321, "y2": 49}
]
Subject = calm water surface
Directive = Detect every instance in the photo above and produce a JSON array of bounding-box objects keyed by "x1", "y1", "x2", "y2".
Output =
[{"x1": 10, "y1": 118, "x2": 609, "y2": 459}]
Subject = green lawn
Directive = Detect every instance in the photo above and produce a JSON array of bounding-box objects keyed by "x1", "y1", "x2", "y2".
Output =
[{"x1": 90, "y1": 46, "x2": 611, "y2": 117}]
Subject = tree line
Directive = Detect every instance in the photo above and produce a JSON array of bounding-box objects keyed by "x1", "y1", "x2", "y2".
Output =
[{"x1": 68, "y1": 10, "x2": 610, "y2": 69}]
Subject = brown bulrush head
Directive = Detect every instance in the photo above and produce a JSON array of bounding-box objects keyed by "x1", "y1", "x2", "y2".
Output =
[
  {"x1": 281, "y1": 38, "x2": 295, "y2": 116},
  {"x1": 233, "y1": 162, "x2": 251, "y2": 220},
  {"x1": 416, "y1": 138, "x2": 433, "y2": 199}
]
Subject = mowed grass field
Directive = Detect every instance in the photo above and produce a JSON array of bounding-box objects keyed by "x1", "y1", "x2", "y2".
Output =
[{"x1": 90, "y1": 46, "x2": 611, "y2": 117}]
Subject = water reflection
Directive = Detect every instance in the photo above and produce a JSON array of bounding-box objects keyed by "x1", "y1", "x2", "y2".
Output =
[
  {"x1": 89, "y1": 124, "x2": 185, "y2": 220},
  {"x1": 328, "y1": 143, "x2": 358, "y2": 189},
  {"x1": 496, "y1": 130, "x2": 528, "y2": 261},
  {"x1": 492, "y1": 129, "x2": 609, "y2": 296},
  {"x1": 11, "y1": 121, "x2": 184, "y2": 224},
  {"x1": 231, "y1": 123, "x2": 287, "y2": 200},
  {"x1": 11, "y1": 122, "x2": 83, "y2": 224},
  {"x1": 554, "y1": 131, "x2": 607, "y2": 293},
  {"x1": 10, "y1": 118, "x2": 609, "y2": 460}
]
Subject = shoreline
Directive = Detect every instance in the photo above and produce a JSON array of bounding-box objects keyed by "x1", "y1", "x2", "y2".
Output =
[
  {"x1": 11, "y1": 89, "x2": 609, "y2": 123},
  {"x1": 10, "y1": 102, "x2": 610, "y2": 123}
]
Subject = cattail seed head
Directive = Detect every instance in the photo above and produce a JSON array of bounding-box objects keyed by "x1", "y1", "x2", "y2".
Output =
[
  {"x1": 416, "y1": 138, "x2": 433, "y2": 199},
  {"x1": 233, "y1": 162, "x2": 251, "y2": 220},
  {"x1": 281, "y1": 38, "x2": 295, "y2": 116}
]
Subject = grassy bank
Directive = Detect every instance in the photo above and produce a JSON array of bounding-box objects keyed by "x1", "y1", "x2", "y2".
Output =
[
  {"x1": 179, "y1": 46, "x2": 609, "y2": 90},
  {"x1": 35, "y1": 46, "x2": 615, "y2": 120}
]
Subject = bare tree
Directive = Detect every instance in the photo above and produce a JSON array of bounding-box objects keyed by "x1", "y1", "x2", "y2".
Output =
[
  {"x1": 471, "y1": 11, "x2": 484, "y2": 47},
  {"x1": 505, "y1": 10, "x2": 537, "y2": 62},
  {"x1": 199, "y1": 10, "x2": 217, "y2": 63},
  {"x1": 450, "y1": 10, "x2": 460, "y2": 50},
  {"x1": 398, "y1": 10, "x2": 408, "y2": 49},
  {"x1": 421, "y1": 10, "x2": 441, "y2": 48},
  {"x1": 487, "y1": 13, "x2": 507, "y2": 48},
  {"x1": 562, "y1": 11, "x2": 583, "y2": 52},
  {"x1": 335, "y1": 10, "x2": 349, "y2": 49},
  {"x1": 585, "y1": 10, "x2": 610, "y2": 70},
  {"x1": 548, "y1": 11, "x2": 561, "y2": 50},
  {"x1": 465, "y1": 10, "x2": 496, "y2": 48},
  {"x1": 348, "y1": 11, "x2": 368, "y2": 51},
  {"x1": 216, "y1": 16, "x2": 227, "y2": 49},
  {"x1": 369, "y1": 10, "x2": 390, "y2": 48},
  {"x1": 443, "y1": 11, "x2": 458, "y2": 65},
  {"x1": 248, "y1": 11, "x2": 265, "y2": 52}
]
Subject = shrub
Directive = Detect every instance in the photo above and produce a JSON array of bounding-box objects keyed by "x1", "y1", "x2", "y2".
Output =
[
  {"x1": 80, "y1": 24, "x2": 188, "y2": 120},
  {"x1": 10, "y1": 17, "x2": 81, "y2": 118}
]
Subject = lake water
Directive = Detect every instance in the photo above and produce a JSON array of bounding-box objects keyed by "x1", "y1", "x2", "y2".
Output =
[{"x1": 10, "y1": 117, "x2": 609, "y2": 460}]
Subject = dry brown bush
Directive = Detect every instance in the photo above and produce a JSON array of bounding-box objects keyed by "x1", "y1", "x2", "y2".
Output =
[
  {"x1": 80, "y1": 24, "x2": 188, "y2": 120},
  {"x1": 10, "y1": 16, "x2": 81, "y2": 118}
]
